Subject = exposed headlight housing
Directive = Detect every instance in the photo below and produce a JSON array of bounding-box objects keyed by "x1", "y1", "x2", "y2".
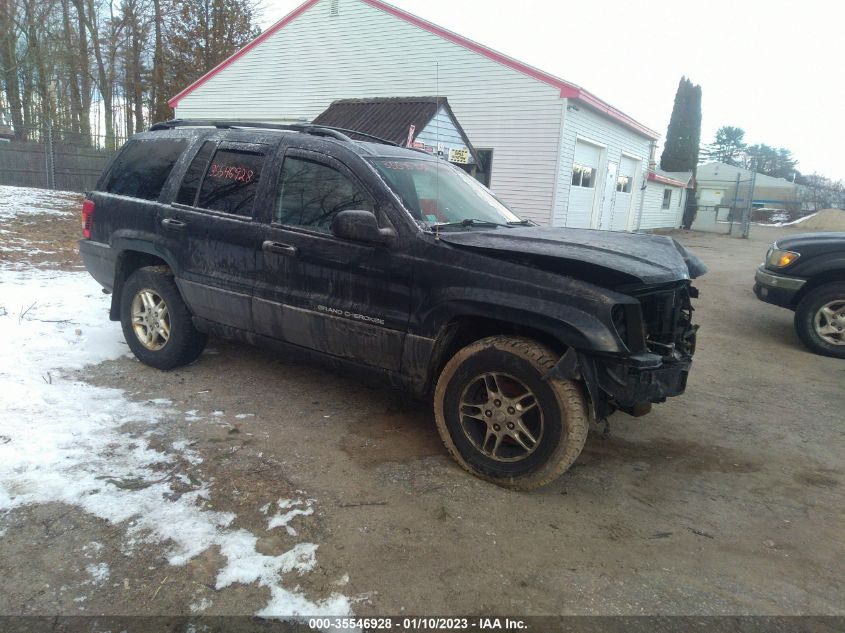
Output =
[{"x1": 766, "y1": 247, "x2": 800, "y2": 268}]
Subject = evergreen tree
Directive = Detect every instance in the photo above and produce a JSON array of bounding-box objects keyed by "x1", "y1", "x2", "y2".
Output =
[
  {"x1": 702, "y1": 126, "x2": 746, "y2": 165},
  {"x1": 660, "y1": 77, "x2": 702, "y2": 172}
]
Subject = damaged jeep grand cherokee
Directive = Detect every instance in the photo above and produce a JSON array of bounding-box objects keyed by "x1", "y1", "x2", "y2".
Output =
[{"x1": 79, "y1": 120, "x2": 706, "y2": 490}]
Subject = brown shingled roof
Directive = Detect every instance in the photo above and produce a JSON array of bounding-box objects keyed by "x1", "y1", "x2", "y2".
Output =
[{"x1": 313, "y1": 97, "x2": 448, "y2": 146}]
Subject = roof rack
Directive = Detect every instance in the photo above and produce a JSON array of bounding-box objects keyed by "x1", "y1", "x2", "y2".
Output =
[{"x1": 148, "y1": 119, "x2": 399, "y2": 147}]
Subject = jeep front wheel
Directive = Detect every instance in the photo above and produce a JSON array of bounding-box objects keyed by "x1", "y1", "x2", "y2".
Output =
[
  {"x1": 434, "y1": 336, "x2": 589, "y2": 490},
  {"x1": 120, "y1": 267, "x2": 207, "y2": 369}
]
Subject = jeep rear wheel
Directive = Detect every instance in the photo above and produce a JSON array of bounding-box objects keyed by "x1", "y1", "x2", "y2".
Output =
[
  {"x1": 794, "y1": 282, "x2": 845, "y2": 359},
  {"x1": 120, "y1": 267, "x2": 207, "y2": 369},
  {"x1": 434, "y1": 336, "x2": 589, "y2": 490}
]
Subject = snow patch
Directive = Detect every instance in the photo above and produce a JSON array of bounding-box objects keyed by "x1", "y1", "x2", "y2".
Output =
[
  {"x1": 0, "y1": 185, "x2": 80, "y2": 219},
  {"x1": 0, "y1": 267, "x2": 350, "y2": 617},
  {"x1": 171, "y1": 440, "x2": 203, "y2": 465},
  {"x1": 85, "y1": 562, "x2": 110, "y2": 586},
  {"x1": 267, "y1": 497, "x2": 315, "y2": 536},
  {"x1": 190, "y1": 596, "x2": 213, "y2": 613}
]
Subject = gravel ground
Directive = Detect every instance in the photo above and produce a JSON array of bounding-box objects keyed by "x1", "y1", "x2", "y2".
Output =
[{"x1": 0, "y1": 208, "x2": 843, "y2": 618}]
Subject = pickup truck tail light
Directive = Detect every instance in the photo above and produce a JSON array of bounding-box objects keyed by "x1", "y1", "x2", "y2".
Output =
[{"x1": 81, "y1": 199, "x2": 95, "y2": 238}]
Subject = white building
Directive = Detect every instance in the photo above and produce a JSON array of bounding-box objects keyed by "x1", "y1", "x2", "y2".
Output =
[
  {"x1": 696, "y1": 162, "x2": 799, "y2": 210},
  {"x1": 170, "y1": 0, "x2": 679, "y2": 231},
  {"x1": 642, "y1": 169, "x2": 693, "y2": 230}
]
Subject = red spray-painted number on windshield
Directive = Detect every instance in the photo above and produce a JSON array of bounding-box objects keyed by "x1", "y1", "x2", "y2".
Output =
[
  {"x1": 382, "y1": 161, "x2": 436, "y2": 172},
  {"x1": 209, "y1": 163, "x2": 255, "y2": 183}
]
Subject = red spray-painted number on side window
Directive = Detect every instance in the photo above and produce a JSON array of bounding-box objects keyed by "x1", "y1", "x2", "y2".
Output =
[{"x1": 209, "y1": 163, "x2": 255, "y2": 183}]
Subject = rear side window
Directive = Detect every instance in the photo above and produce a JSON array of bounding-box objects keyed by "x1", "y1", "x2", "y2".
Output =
[
  {"x1": 176, "y1": 141, "x2": 216, "y2": 206},
  {"x1": 104, "y1": 138, "x2": 188, "y2": 200},
  {"x1": 196, "y1": 147, "x2": 267, "y2": 216}
]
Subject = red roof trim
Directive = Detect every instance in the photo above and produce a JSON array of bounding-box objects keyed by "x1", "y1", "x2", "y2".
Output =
[
  {"x1": 360, "y1": 0, "x2": 581, "y2": 97},
  {"x1": 360, "y1": 0, "x2": 658, "y2": 139},
  {"x1": 168, "y1": 0, "x2": 659, "y2": 140},
  {"x1": 648, "y1": 171, "x2": 689, "y2": 187},
  {"x1": 167, "y1": 0, "x2": 320, "y2": 108}
]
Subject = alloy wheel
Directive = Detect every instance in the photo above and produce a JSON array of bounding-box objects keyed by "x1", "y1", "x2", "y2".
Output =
[
  {"x1": 814, "y1": 299, "x2": 845, "y2": 346},
  {"x1": 131, "y1": 288, "x2": 171, "y2": 351},
  {"x1": 458, "y1": 372, "x2": 544, "y2": 462}
]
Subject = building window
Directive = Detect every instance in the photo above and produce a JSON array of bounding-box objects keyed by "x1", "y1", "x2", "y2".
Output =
[
  {"x1": 572, "y1": 164, "x2": 595, "y2": 188},
  {"x1": 662, "y1": 188, "x2": 673, "y2": 210},
  {"x1": 470, "y1": 149, "x2": 494, "y2": 188},
  {"x1": 616, "y1": 175, "x2": 632, "y2": 193}
]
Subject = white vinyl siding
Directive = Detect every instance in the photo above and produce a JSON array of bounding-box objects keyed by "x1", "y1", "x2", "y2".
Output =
[
  {"x1": 554, "y1": 104, "x2": 651, "y2": 230},
  {"x1": 639, "y1": 181, "x2": 685, "y2": 230},
  {"x1": 175, "y1": 0, "x2": 564, "y2": 224},
  {"x1": 415, "y1": 106, "x2": 472, "y2": 163}
]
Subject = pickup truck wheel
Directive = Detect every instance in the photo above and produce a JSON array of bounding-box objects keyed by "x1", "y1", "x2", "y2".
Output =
[
  {"x1": 794, "y1": 282, "x2": 845, "y2": 358},
  {"x1": 434, "y1": 336, "x2": 589, "y2": 490},
  {"x1": 120, "y1": 267, "x2": 207, "y2": 369}
]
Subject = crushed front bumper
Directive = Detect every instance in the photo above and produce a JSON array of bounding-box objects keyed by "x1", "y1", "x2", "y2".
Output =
[{"x1": 549, "y1": 349, "x2": 691, "y2": 420}]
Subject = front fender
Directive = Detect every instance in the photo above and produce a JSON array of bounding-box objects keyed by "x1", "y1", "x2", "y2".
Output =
[{"x1": 415, "y1": 288, "x2": 630, "y2": 354}]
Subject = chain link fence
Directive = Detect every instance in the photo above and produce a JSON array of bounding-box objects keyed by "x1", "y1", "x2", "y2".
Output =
[
  {"x1": 0, "y1": 125, "x2": 128, "y2": 192},
  {"x1": 690, "y1": 173, "x2": 758, "y2": 238}
]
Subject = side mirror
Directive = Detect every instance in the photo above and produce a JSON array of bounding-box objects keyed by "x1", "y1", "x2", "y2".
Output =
[{"x1": 330, "y1": 209, "x2": 396, "y2": 246}]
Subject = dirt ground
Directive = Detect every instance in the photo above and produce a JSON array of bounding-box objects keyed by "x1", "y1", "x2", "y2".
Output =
[{"x1": 1, "y1": 213, "x2": 843, "y2": 618}]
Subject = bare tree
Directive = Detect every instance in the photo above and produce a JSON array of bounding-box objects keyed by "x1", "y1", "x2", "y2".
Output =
[{"x1": 0, "y1": 0, "x2": 27, "y2": 139}]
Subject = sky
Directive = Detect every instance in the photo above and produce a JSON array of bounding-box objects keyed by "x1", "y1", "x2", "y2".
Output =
[{"x1": 258, "y1": 0, "x2": 845, "y2": 181}]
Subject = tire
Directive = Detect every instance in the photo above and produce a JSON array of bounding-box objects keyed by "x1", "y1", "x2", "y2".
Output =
[
  {"x1": 794, "y1": 282, "x2": 845, "y2": 359},
  {"x1": 120, "y1": 266, "x2": 207, "y2": 370},
  {"x1": 433, "y1": 336, "x2": 589, "y2": 491}
]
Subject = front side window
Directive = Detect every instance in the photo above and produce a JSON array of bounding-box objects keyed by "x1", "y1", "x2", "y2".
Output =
[
  {"x1": 662, "y1": 188, "x2": 673, "y2": 209},
  {"x1": 616, "y1": 175, "x2": 632, "y2": 193},
  {"x1": 104, "y1": 138, "x2": 188, "y2": 200},
  {"x1": 196, "y1": 147, "x2": 267, "y2": 216},
  {"x1": 571, "y1": 164, "x2": 595, "y2": 188},
  {"x1": 371, "y1": 158, "x2": 522, "y2": 227},
  {"x1": 275, "y1": 157, "x2": 372, "y2": 232}
]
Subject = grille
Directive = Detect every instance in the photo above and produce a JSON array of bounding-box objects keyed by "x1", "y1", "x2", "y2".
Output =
[{"x1": 636, "y1": 286, "x2": 696, "y2": 358}]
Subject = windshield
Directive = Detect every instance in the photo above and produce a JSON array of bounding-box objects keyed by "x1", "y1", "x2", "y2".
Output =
[{"x1": 370, "y1": 158, "x2": 523, "y2": 227}]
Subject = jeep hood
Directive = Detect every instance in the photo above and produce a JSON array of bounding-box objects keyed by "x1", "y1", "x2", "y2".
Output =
[{"x1": 438, "y1": 227, "x2": 707, "y2": 287}]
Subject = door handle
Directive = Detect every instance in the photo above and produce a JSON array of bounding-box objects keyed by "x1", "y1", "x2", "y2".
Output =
[
  {"x1": 262, "y1": 240, "x2": 298, "y2": 257},
  {"x1": 161, "y1": 218, "x2": 187, "y2": 231}
]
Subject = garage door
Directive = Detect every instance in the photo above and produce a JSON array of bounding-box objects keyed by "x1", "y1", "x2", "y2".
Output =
[
  {"x1": 611, "y1": 156, "x2": 639, "y2": 231},
  {"x1": 567, "y1": 140, "x2": 602, "y2": 228}
]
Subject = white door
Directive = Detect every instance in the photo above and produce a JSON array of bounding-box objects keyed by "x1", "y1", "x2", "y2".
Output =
[
  {"x1": 594, "y1": 160, "x2": 618, "y2": 230},
  {"x1": 567, "y1": 140, "x2": 602, "y2": 228},
  {"x1": 613, "y1": 156, "x2": 638, "y2": 231}
]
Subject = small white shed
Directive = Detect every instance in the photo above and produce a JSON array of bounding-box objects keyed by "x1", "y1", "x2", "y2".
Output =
[
  {"x1": 170, "y1": 0, "x2": 673, "y2": 232},
  {"x1": 639, "y1": 170, "x2": 693, "y2": 230}
]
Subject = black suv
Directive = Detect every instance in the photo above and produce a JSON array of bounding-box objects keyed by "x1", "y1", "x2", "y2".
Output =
[
  {"x1": 79, "y1": 120, "x2": 705, "y2": 490},
  {"x1": 754, "y1": 232, "x2": 845, "y2": 358}
]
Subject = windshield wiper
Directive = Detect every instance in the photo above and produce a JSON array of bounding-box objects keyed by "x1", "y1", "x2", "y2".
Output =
[
  {"x1": 507, "y1": 219, "x2": 533, "y2": 226},
  {"x1": 432, "y1": 218, "x2": 510, "y2": 229}
]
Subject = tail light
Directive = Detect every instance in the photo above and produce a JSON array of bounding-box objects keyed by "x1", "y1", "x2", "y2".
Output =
[{"x1": 81, "y1": 199, "x2": 95, "y2": 238}]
